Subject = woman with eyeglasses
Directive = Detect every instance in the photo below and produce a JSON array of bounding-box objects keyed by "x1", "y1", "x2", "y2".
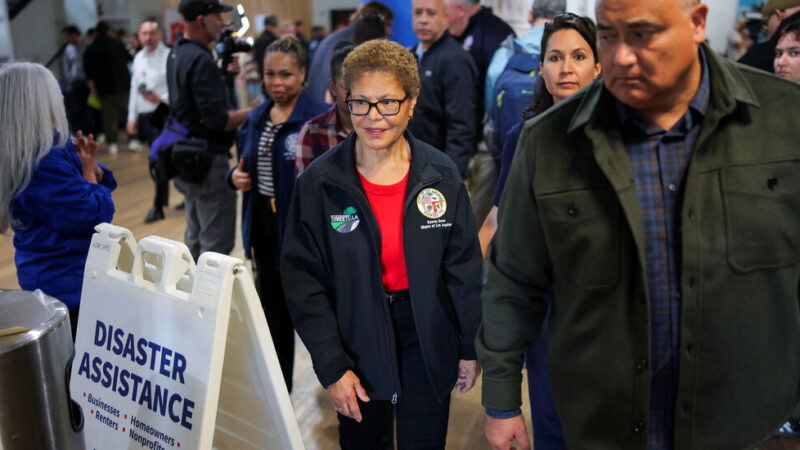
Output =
[
  {"x1": 281, "y1": 39, "x2": 482, "y2": 449},
  {"x1": 227, "y1": 35, "x2": 328, "y2": 393}
]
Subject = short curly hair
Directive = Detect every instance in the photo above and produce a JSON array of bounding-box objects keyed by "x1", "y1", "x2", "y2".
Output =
[{"x1": 342, "y1": 40, "x2": 420, "y2": 98}]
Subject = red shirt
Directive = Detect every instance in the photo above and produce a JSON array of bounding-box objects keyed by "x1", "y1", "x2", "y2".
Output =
[{"x1": 359, "y1": 170, "x2": 410, "y2": 292}]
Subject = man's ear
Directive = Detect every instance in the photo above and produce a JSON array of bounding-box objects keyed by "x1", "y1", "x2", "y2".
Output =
[{"x1": 689, "y1": 3, "x2": 709, "y2": 45}]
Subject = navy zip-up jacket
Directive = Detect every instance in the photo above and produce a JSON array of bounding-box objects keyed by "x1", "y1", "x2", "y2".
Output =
[
  {"x1": 409, "y1": 31, "x2": 479, "y2": 177},
  {"x1": 228, "y1": 91, "x2": 328, "y2": 258},
  {"x1": 280, "y1": 131, "x2": 483, "y2": 402}
]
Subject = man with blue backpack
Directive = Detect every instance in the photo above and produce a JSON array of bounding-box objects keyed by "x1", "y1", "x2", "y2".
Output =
[{"x1": 485, "y1": 0, "x2": 565, "y2": 164}]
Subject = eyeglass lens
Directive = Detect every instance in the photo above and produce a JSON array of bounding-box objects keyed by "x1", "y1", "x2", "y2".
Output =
[{"x1": 347, "y1": 99, "x2": 403, "y2": 116}]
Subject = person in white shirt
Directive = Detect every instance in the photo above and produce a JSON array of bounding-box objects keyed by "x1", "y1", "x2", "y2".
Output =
[{"x1": 126, "y1": 18, "x2": 172, "y2": 223}]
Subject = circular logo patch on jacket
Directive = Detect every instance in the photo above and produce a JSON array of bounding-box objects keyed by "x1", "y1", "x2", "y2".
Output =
[
  {"x1": 417, "y1": 188, "x2": 447, "y2": 219},
  {"x1": 283, "y1": 132, "x2": 299, "y2": 160},
  {"x1": 330, "y1": 206, "x2": 360, "y2": 233}
]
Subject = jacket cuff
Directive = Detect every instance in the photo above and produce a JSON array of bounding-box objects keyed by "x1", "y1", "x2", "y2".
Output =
[
  {"x1": 481, "y1": 376, "x2": 523, "y2": 411},
  {"x1": 460, "y1": 340, "x2": 477, "y2": 361},
  {"x1": 225, "y1": 166, "x2": 236, "y2": 190},
  {"x1": 316, "y1": 352, "x2": 356, "y2": 388},
  {"x1": 485, "y1": 407, "x2": 522, "y2": 419},
  {"x1": 98, "y1": 163, "x2": 117, "y2": 189}
]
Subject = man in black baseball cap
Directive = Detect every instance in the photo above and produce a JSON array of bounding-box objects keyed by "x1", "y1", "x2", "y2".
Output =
[
  {"x1": 167, "y1": 0, "x2": 255, "y2": 260},
  {"x1": 178, "y1": 0, "x2": 233, "y2": 21}
]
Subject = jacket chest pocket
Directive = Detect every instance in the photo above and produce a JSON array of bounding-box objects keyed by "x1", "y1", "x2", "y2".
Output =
[
  {"x1": 721, "y1": 161, "x2": 800, "y2": 273},
  {"x1": 537, "y1": 188, "x2": 621, "y2": 289}
]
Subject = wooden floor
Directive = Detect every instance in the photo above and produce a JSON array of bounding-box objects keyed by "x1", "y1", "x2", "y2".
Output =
[
  {"x1": 0, "y1": 142, "x2": 528, "y2": 449},
  {"x1": 2, "y1": 142, "x2": 797, "y2": 449}
]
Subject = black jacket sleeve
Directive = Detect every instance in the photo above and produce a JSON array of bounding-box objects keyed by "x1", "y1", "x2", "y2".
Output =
[
  {"x1": 442, "y1": 54, "x2": 479, "y2": 177},
  {"x1": 442, "y1": 182, "x2": 483, "y2": 359},
  {"x1": 189, "y1": 56, "x2": 231, "y2": 131},
  {"x1": 280, "y1": 173, "x2": 356, "y2": 387}
]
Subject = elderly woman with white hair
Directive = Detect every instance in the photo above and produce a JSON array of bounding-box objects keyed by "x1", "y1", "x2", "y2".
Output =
[{"x1": 0, "y1": 62, "x2": 117, "y2": 335}]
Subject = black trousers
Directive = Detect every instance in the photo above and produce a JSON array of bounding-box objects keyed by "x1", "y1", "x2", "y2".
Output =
[
  {"x1": 139, "y1": 113, "x2": 169, "y2": 210},
  {"x1": 64, "y1": 80, "x2": 90, "y2": 135},
  {"x1": 338, "y1": 298, "x2": 451, "y2": 449},
  {"x1": 251, "y1": 193, "x2": 295, "y2": 392}
]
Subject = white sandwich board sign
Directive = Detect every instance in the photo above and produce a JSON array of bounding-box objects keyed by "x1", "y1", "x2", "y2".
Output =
[{"x1": 70, "y1": 223, "x2": 304, "y2": 449}]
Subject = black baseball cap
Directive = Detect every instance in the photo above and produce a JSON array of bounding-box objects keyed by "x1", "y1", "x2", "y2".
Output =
[{"x1": 179, "y1": 0, "x2": 233, "y2": 21}]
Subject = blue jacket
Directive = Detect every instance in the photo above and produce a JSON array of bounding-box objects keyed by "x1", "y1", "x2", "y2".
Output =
[
  {"x1": 230, "y1": 91, "x2": 328, "y2": 258},
  {"x1": 11, "y1": 136, "x2": 116, "y2": 309}
]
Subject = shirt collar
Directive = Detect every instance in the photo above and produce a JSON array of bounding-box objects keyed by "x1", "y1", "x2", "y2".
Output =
[
  {"x1": 415, "y1": 44, "x2": 426, "y2": 63},
  {"x1": 615, "y1": 46, "x2": 710, "y2": 135}
]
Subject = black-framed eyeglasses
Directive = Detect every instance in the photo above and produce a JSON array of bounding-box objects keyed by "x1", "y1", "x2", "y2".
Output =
[{"x1": 345, "y1": 96, "x2": 408, "y2": 116}]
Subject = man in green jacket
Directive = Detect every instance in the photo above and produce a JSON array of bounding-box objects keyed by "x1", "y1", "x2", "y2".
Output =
[{"x1": 477, "y1": 0, "x2": 800, "y2": 448}]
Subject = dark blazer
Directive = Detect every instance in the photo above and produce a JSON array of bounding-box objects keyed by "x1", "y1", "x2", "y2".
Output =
[
  {"x1": 409, "y1": 31, "x2": 478, "y2": 177},
  {"x1": 83, "y1": 34, "x2": 131, "y2": 96},
  {"x1": 281, "y1": 131, "x2": 483, "y2": 403},
  {"x1": 228, "y1": 91, "x2": 328, "y2": 257}
]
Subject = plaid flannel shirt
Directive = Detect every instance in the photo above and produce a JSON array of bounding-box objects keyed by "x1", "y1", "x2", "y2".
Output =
[
  {"x1": 295, "y1": 105, "x2": 349, "y2": 176},
  {"x1": 616, "y1": 49, "x2": 710, "y2": 450}
]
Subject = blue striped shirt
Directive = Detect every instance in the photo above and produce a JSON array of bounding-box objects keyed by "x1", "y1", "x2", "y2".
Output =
[{"x1": 615, "y1": 48, "x2": 710, "y2": 449}]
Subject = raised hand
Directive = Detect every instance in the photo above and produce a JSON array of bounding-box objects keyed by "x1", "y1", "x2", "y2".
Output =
[
  {"x1": 232, "y1": 158, "x2": 251, "y2": 191},
  {"x1": 75, "y1": 130, "x2": 101, "y2": 184}
]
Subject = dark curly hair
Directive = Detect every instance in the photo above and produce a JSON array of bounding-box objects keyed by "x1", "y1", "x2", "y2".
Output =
[{"x1": 776, "y1": 19, "x2": 800, "y2": 47}]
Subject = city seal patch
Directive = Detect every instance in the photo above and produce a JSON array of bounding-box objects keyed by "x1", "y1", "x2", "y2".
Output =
[
  {"x1": 417, "y1": 188, "x2": 447, "y2": 219},
  {"x1": 330, "y1": 206, "x2": 360, "y2": 233}
]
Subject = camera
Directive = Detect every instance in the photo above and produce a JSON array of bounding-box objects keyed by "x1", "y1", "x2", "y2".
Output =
[{"x1": 216, "y1": 29, "x2": 252, "y2": 69}]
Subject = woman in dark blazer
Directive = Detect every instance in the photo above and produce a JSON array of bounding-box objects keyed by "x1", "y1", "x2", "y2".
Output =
[{"x1": 228, "y1": 36, "x2": 328, "y2": 392}]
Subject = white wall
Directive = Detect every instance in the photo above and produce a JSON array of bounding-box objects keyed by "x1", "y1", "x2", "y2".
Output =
[
  {"x1": 487, "y1": 0, "x2": 596, "y2": 37},
  {"x1": 64, "y1": 0, "x2": 97, "y2": 32},
  {"x1": 312, "y1": 0, "x2": 359, "y2": 28},
  {"x1": 561, "y1": 0, "x2": 737, "y2": 54},
  {"x1": 98, "y1": 0, "x2": 162, "y2": 35},
  {"x1": 704, "y1": 0, "x2": 738, "y2": 54},
  {"x1": 0, "y1": 0, "x2": 14, "y2": 62},
  {"x1": 11, "y1": 0, "x2": 66, "y2": 71},
  {"x1": 566, "y1": 0, "x2": 595, "y2": 20}
]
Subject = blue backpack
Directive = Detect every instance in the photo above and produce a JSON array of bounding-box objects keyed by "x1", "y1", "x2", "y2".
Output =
[{"x1": 489, "y1": 42, "x2": 540, "y2": 162}]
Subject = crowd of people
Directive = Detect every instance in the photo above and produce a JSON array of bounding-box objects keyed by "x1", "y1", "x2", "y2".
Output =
[{"x1": 2, "y1": 0, "x2": 800, "y2": 448}]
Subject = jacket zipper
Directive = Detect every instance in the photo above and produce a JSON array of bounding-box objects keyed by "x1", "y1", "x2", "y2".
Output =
[
  {"x1": 332, "y1": 180, "x2": 403, "y2": 402},
  {"x1": 401, "y1": 175, "x2": 444, "y2": 403}
]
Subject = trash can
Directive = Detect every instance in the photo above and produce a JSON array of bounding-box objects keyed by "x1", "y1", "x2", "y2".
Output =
[{"x1": 0, "y1": 289, "x2": 84, "y2": 449}]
